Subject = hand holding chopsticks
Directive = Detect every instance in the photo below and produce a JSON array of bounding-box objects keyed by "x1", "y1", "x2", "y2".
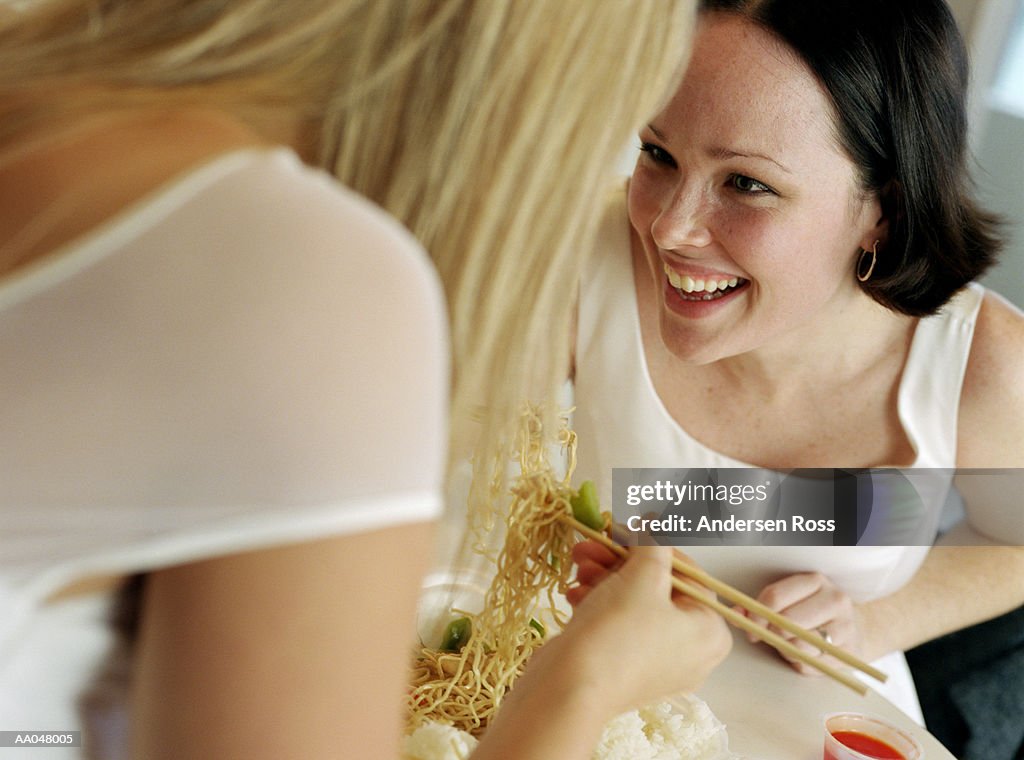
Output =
[{"x1": 561, "y1": 514, "x2": 886, "y2": 696}]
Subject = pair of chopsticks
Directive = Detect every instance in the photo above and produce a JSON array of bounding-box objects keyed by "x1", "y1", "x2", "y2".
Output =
[{"x1": 562, "y1": 515, "x2": 886, "y2": 696}]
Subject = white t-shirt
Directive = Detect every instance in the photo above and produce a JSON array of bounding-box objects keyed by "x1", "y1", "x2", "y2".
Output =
[{"x1": 0, "y1": 148, "x2": 449, "y2": 753}]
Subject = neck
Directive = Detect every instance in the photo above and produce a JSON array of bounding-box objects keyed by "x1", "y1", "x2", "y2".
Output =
[{"x1": 712, "y1": 293, "x2": 915, "y2": 401}]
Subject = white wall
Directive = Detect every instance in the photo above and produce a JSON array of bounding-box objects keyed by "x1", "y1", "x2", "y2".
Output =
[
  {"x1": 968, "y1": 0, "x2": 1024, "y2": 307},
  {"x1": 975, "y1": 108, "x2": 1024, "y2": 307}
]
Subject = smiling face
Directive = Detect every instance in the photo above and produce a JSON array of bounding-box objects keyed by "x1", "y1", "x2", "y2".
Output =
[{"x1": 628, "y1": 13, "x2": 887, "y2": 365}]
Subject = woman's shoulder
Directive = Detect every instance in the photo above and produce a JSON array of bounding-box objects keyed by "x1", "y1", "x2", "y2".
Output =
[
  {"x1": 188, "y1": 147, "x2": 449, "y2": 381},
  {"x1": 135, "y1": 145, "x2": 450, "y2": 454},
  {"x1": 957, "y1": 287, "x2": 1024, "y2": 467},
  {"x1": 195, "y1": 145, "x2": 435, "y2": 285},
  {"x1": 0, "y1": 110, "x2": 449, "y2": 513}
]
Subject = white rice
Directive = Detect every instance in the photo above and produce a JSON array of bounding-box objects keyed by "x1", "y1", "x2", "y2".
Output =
[
  {"x1": 593, "y1": 698, "x2": 728, "y2": 760},
  {"x1": 404, "y1": 696, "x2": 730, "y2": 760},
  {"x1": 404, "y1": 722, "x2": 479, "y2": 760}
]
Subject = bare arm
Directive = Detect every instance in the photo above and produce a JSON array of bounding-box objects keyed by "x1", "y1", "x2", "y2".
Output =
[
  {"x1": 855, "y1": 292, "x2": 1024, "y2": 656},
  {"x1": 857, "y1": 291, "x2": 1024, "y2": 655},
  {"x1": 130, "y1": 522, "x2": 432, "y2": 759},
  {"x1": 856, "y1": 545, "x2": 1024, "y2": 660}
]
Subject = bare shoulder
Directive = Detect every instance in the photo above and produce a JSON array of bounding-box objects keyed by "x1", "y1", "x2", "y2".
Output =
[{"x1": 958, "y1": 289, "x2": 1024, "y2": 467}]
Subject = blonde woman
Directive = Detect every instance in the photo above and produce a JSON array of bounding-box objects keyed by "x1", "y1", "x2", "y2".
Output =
[{"x1": 0, "y1": 1, "x2": 729, "y2": 759}]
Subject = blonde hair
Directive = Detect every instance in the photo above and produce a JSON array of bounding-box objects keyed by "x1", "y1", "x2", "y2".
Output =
[{"x1": 0, "y1": 0, "x2": 694, "y2": 516}]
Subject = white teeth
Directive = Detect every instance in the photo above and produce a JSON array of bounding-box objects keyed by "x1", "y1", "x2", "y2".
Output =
[{"x1": 663, "y1": 264, "x2": 740, "y2": 294}]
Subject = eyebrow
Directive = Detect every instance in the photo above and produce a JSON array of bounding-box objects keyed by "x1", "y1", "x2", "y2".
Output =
[
  {"x1": 708, "y1": 146, "x2": 792, "y2": 174},
  {"x1": 647, "y1": 124, "x2": 792, "y2": 174}
]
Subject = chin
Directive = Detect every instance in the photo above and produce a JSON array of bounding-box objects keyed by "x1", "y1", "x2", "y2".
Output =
[{"x1": 657, "y1": 315, "x2": 729, "y2": 366}]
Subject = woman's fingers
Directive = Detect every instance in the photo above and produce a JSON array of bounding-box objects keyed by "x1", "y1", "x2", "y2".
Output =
[
  {"x1": 570, "y1": 539, "x2": 621, "y2": 568},
  {"x1": 571, "y1": 541, "x2": 712, "y2": 611},
  {"x1": 573, "y1": 558, "x2": 613, "y2": 588},
  {"x1": 561, "y1": 541, "x2": 731, "y2": 710},
  {"x1": 739, "y1": 572, "x2": 864, "y2": 674},
  {"x1": 618, "y1": 545, "x2": 675, "y2": 595},
  {"x1": 567, "y1": 540, "x2": 622, "y2": 608},
  {"x1": 568, "y1": 543, "x2": 674, "y2": 607},
  {"x1": 743, "y1": 572, "x2": 829, "y2": 639},
  {"x1": 564, "y1": 584, "x2": 590, "y2": 607}
]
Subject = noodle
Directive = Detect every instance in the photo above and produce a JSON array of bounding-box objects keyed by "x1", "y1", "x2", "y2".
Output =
[{"x1": 407, "y1": 407, "x2": 591, "y2": 735}]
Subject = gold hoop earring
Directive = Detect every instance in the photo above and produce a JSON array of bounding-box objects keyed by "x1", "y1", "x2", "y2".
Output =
[{"x1": 856, "y1": 240, "x2": 878, "y2": 282}]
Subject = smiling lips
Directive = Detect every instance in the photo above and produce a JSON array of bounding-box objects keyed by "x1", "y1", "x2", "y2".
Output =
[{"x1": 663, "y1": 263, "x2": 747, "y2": 301}]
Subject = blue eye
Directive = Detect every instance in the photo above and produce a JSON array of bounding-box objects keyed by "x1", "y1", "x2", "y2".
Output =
[
  {"x1": 729, "y1": 174, "x2": 773, "y2": 194},
  {"x1": 639, "y1": 142, "x2": 676, "y2": 168}
]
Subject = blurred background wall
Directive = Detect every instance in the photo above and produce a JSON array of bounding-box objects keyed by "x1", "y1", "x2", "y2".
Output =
[{"x1": 951, "y1": 0, "x2": 1024, "y2": 307}]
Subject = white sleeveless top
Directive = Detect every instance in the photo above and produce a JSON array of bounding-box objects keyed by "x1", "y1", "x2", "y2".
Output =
[
  {"x1": 0, "y1": 148, "x2": 448, "y2": 755},
  {"x1": 572, "y1": 186, "x2": 983, "y2": 719}
]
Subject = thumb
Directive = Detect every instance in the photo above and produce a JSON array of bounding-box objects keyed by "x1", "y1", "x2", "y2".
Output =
[{"x1": 618, "y1": 545, "x2": 673, "y2": 596}]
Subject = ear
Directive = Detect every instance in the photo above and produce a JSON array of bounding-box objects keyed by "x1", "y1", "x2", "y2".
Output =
[
  {"x1": 859, "y1": 179, "x2": 898, "y2": 251},
  {"x1": 859, "y1": 213, "x2": 888, "y2": 253}
]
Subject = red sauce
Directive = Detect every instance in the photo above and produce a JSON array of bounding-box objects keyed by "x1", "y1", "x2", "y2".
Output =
[{"x1": 825, "y1": 730, "x2": 906, "y2": 760}]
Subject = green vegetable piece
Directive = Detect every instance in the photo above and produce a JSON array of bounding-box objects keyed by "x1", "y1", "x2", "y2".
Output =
[
  {"x1": 529, "y1": 617, "x2": 546, "y2": 639},
  {"x1": 439, "y1": 616, "x2": 472, "y2": 653},
  {"x1": 570, "y1": 480, "x2": 603, "y2": 530},
  {"x1": 548, "y1": 536, "x2": 564, "y2": 570}
]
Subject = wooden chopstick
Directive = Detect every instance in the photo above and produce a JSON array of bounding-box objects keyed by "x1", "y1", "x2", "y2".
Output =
[{"x1": 563, "y1": 515, "x2": 885, "y2": 694}]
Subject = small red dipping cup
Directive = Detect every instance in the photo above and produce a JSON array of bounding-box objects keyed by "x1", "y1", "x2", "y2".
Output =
[{"x1": 823, "y1": 712, "x2": 923, "y2": 760}]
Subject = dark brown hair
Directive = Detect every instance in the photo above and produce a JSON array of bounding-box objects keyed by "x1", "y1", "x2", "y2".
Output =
[{"x1": 702, "y1": 0, "x2": 1001, "y2": 316}]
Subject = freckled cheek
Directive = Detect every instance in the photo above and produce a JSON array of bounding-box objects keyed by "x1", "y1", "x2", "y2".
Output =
[{"x1": 709, "y1": 210, "x2": 788, "y2": 272}]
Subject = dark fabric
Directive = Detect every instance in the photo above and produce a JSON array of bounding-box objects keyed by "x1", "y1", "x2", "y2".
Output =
[
  {"x1": 952, "y1": 647, "x2": 1024, "y2": 759},
  {"x1": 906, "y1": 605, "x2": 1024, "y2": 760}
]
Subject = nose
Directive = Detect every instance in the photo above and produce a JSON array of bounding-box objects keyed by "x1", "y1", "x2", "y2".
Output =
[{"x1": 650, "y1": 183, "x2": 713, "y2": 252}]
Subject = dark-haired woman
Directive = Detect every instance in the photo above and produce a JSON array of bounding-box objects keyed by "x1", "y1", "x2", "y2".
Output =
[{"x1": 571, "y1": 0, "x2": 1024, "y2": 721}]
